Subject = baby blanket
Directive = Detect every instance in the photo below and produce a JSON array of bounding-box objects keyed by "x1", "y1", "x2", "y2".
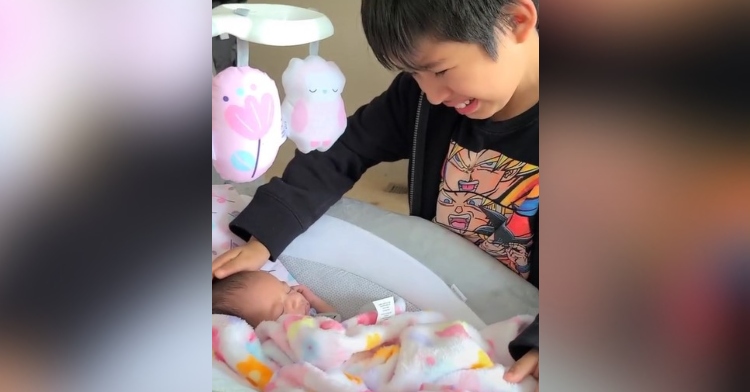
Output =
[
  {"x1": 213, "y1": 304, "x2": 538, "y2": 392},
  {"x1": 212, "y1": 184, "x2": 298, "y2": 285}
]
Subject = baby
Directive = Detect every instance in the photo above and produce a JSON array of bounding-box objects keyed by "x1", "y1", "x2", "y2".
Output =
[{"x1": 212, "y1": 271, "x2": 338, "y2": 327}]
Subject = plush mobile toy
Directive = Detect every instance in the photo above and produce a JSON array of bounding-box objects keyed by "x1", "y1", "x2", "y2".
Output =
[
  {"x1": 212, "y1": 66, "x2": 285, "y2": 183},
  {"x1": 280, "y1": 43, "x2": 347, "y2": 154},
  {"x1": 211, "y1": 10, "x2": 346, "y2": 183}
]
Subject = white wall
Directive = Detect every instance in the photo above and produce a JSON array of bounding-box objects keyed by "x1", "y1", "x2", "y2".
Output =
[
  {"x1": 243, "y1": 0, "x2": 395, "y2": 114},
  {"x1": 244, "y1": 0, "x2": 410, "y2": 213}
]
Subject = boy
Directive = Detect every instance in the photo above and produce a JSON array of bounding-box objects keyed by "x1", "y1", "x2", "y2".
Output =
[{"x1": 213, "y1": 0, "x2": 540, "y2": 385}]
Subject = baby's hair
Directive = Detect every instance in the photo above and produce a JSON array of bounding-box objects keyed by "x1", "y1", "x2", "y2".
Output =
[{"x1": 212, "y1": 274, "x2": 247, "y2": 318}]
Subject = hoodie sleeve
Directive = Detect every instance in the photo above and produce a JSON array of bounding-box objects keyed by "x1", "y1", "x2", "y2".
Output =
[
  {"x1": 509, "y1": 314, "x2": 539, "y2": 360},
  {"x1": 509, "y1": 210, "x2": 540, "y2": 359},
  {"x1": 229, "y1": 73, "x2": 421, "y2": 259}
]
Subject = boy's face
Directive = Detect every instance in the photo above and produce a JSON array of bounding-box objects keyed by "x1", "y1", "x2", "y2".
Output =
[{"x1": 407, "y1": 30, "x2": 536, "y2": 121}]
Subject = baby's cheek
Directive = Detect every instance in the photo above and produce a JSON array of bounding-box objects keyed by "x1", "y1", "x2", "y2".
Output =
[
  {"x1": 288, "y1": 302, "x2": 309, "y2": 316},
  {"x1": 292, "y1": 293, "x2": 310, "y2": 312}
]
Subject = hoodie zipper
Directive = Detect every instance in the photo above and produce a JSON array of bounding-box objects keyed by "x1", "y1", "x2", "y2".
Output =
[{"x1": 409, "y1": 93, "x2": 425, "y2": 213}]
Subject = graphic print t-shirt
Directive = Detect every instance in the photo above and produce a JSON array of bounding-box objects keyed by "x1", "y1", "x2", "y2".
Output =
[{"x1": 433, "y1": 106, "x2": 539, "y2": 278}]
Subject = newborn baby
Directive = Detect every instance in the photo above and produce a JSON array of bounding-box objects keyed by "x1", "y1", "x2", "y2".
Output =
[{"x1": 212, "y1": 271, "x2": 337, "y2": 327}]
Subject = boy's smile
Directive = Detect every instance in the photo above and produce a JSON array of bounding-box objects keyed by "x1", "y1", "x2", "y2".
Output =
[
  {"x1": 454, "y1": 98, "x2": 480, "y2": 115},
  {"x1": 407, "y1": 33, "x2": 538, "y2": 122}
]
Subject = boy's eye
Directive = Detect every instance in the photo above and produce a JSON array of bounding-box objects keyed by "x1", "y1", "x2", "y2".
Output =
[{"x1": 434, "y1": 69, "x2": 447, "y2": 77}]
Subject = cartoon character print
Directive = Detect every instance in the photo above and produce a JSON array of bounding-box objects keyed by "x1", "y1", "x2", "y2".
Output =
[
  {"x1": 435, "y1": 189, "x2": 492, "y2": 243},
  {"x1": 476, "y1": 206, "x2": 534, "y2": 275},
  {"x1": 434, "y1": 141, "x2": 539, "y2": 278},
  {"x1": 442, "y1": 143, "x2": 537, "y2": 201}
]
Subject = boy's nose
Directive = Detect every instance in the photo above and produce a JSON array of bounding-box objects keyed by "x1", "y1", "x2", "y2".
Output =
[{"x1": 418, "y1": 78, "x2": 450, "y2": 106}]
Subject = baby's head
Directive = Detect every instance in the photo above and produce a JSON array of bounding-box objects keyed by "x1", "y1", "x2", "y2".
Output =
[{"x1": 212, "y1": 271, "x2": 310, "y2": 327}]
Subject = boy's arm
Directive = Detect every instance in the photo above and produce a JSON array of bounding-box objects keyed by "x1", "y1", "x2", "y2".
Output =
[
  {"x1": 229, "y1": 73, "x2": 420, "y2": 260},
  {"x1": 509, "y1": 314, "x2": 539, "y2": 360}
]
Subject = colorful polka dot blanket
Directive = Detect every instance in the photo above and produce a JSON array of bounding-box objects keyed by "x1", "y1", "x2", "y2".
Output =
[{"x1": 212, "y1": 304, "x2": 538, "y2": 392}]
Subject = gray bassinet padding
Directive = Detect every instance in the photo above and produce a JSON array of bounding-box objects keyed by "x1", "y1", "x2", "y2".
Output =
[
  {"x1": 214, "y1": 174, "x2": 539, "y2": 324},
  {"x1": 320, "y1": 199, "x2": 539, "y2": 324},
  {"x1": 280, "y1": 255, "x2": 420, "y2": 320}
]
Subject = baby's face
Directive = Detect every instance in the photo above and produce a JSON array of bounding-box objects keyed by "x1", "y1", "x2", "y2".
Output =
[{"x1": 232, "y1": 271, "x2": 310, "y2": 326}]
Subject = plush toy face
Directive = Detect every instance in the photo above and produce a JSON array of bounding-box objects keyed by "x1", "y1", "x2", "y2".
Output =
[
  {"x1": 280, "y1": 55, "x2": 347, "y2": 154},
  {"x1": 212, "y1": 66, "x2": 284, "y2": 183},
  {"x1": 283, "y1": 55, "x2": 346, "y2": 99},
  {"x1": 302, "y1": 68, "x2": 345, "y2": 102}
]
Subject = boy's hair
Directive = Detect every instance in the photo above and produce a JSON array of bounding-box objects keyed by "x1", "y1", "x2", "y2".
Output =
[
  {"x1": 212, "y1": 275, "x2": 246, "y2": 318},
  {"x1": 361, "y1": 0, "x2": 537, "y2": 70}
]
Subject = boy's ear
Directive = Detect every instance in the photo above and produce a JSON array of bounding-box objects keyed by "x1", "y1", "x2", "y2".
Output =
[{"x1": 505, "y1": 0, "x2": 538, "y2": 44}]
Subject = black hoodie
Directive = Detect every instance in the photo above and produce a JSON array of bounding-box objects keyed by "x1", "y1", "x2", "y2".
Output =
[{"x1": 229, "y1": 72, "x2": 539, "y2": 359}]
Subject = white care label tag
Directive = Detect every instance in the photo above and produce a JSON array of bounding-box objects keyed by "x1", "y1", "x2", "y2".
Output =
[
  {"x1": 372, "y1": 296, "x2": 396, "y2": 322},
  {"x1": 450, "y1": 284, "x2": 468, "y2": 302}
]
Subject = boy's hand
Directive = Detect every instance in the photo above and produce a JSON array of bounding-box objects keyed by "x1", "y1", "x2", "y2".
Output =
[
  {"x1": 294, "y1": 285, "x2": 336, "y2": 314},
  {"x1": 504, "y1": 349, "x2": 539, "y2": 391},
  {"x1": 212, "y1": 238, "x2": 270, "y2": 279}
]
